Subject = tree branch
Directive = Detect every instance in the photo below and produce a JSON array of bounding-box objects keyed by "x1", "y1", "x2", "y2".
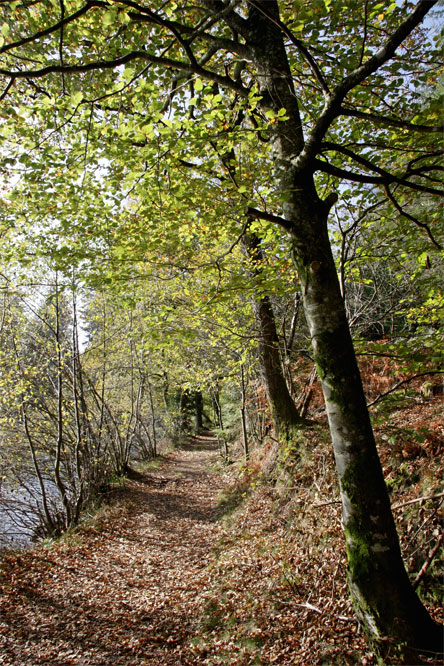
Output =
[
  {"x1": 294, "y1": 0, "x2": 438, "y2": 169},
  {"x1": 316, "y1": 145, "x2": 443, "y2": 197},
  {"x1": 199, "y1": 0, "x2": 249, "y2": 37},
  {"x1": 384, "y1": 185, "x2": 442, "y2": 250},
  {"x1": 0, "y1": 75, "x2": 15, "y2": 101},
  {"x1": 392, "y1": 493, "x2": 444, "y2": 511},
  {"x1": 340, "y1": 106, "x2": 443, "y2": 134},
  {"x1": 412, "y1": 533, "x2": 444, "y2": 591},
  {"x1": 245, "y1": 206, "x2": 294, "y2": 233},
  {"x1": 367, "y1": 370, "x2": 444, "y2": 408},
  {"x1": 0, "y1": 0, "x2": 106, "y2": 55},
  {"x1": 0, "y1": 50, "x2": 249, "y2": 97}
]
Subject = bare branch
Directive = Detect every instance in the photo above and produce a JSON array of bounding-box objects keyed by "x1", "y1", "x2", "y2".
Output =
[
  {"x1": 392, "y1": 493, "x2": 444, "y2": 511},
  {"x1": 367, "y1": 370, "x2": 444, "y2": 408},
  {"x1": 412, "y1": 533, "x2": 444, "y2": 591},
  {"x1": 384, "y1": 185, "x2": 442, "y2": 250}
]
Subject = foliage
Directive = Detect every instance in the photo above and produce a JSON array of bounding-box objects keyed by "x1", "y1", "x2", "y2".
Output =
[
  {"x1": 1, "y1": 390, "x2": 442, "y2": 665},
  {"x1": 0, "y1": 0, "x2": 443, "y2": 655}
]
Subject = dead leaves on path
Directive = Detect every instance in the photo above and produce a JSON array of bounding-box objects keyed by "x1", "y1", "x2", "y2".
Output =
[
  {"x1": 0, "y1": 446, "x2": 223, "y2": 666},
  {"x1": 1, "y1": 433, "x2": 442, "y2": 666}
]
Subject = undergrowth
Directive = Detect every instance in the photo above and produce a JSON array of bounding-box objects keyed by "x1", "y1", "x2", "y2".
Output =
[{"x1": 193, "y1": 372, "x2": 443, "y2": 665}]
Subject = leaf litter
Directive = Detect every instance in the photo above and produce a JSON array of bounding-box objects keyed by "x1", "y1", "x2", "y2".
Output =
[{"x1": 0, "y1": 412, "x2": 442, "y2": 666}]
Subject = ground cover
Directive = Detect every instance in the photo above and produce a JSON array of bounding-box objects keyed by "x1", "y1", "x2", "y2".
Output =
[{"x1": 0, "y1": 399, "x2": 442, "y2": 666}]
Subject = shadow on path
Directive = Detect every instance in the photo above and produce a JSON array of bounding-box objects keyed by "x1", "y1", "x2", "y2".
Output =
[{"x1": 0, "y1": 435, "x2": 226, "y2": 666}]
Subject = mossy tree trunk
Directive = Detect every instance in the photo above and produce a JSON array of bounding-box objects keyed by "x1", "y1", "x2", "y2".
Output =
[
  {"x1": 289, "y1": 199, "x2": 442, "y2": 656},
  {"x1": 247, "y1": 1, "x2": 442, "y2": 656}
]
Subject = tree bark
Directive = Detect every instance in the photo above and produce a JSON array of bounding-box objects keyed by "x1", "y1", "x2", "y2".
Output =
[
  {"x1": 240, "y1": 364, "x2": 249, "y2": 459},
  {"x1": 194, "y1": 390, "x2": 203, "y2": 431},
  {"x1": 242, "y1": 232, "x2": 303, "y2": 436},
  {"x1": 247, "y1": 1, "x2": 443, "y2": 656}
]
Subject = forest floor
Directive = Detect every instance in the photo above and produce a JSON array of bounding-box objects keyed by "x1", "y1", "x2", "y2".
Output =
[{"x1": 0, "y1": 421, "x2": 443, "y2": 666}]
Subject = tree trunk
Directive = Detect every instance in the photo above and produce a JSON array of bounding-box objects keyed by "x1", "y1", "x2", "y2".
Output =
[
  {"x1": 242, "y1": 232, "x2": 303, "y2": 436},
  {"x1": 240, "y1": 364, "x2": 249, "y2": 459},
  {"x1": 289, "y1": 200, "x2": 443, "y2": 656},
  {"x1": 194, "y1": 390, "x2": 203, "y2": 431},
  {"x1": 248, "y1": 1, "x2": 442, "y2": 656}
]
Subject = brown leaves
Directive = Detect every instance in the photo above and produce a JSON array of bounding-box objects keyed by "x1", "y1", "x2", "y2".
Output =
[{"x1": 1, "y1": 424, "x2": 442, "y2": 665}]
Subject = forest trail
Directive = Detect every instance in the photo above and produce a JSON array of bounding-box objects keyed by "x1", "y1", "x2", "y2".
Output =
[
  {"x1": 2, "y1": 429, "x2": 442, "y2": 666},
  {"x1": 0, "y1": 435, "x2": 227, "y2": 666}
]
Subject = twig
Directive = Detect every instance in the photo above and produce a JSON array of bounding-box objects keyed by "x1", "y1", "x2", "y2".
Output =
[
  {"x1": 312, "y1": 499, "x2": 342, "y2": 508},
  {"x1": 412, "y1": 533, "x2": 443, "y2": 590},
  {"x1": 384, "y1": 184, "x2": 442, "y2": 250},
  {"x1": 391, "y1": 492, "x2": 444, "y2": 511},
  {"x1": 337, "y1": 614, "x2": 359, "y2": 623},
  {"x1": 367, "y1": 370, "x2": 444, "y2": 408},
  {"x1": 295, "y1": 601, "x2": 323, "y2": 614}
]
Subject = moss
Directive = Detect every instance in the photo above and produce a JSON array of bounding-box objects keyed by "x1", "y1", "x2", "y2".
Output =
[
  {"x1": 340, "y1": 460, "x2": 376, "y2": 581},
  {"x1": 199, "y1": 598, "x2": 225, "y2": 631}
]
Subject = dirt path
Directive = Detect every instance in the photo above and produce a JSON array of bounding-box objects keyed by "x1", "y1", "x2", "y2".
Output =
[{"x1": 0, "y1": 435, "x2": 226, "y2": 666}]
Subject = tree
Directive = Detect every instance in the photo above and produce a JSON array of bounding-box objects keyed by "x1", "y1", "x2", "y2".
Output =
[
  {"x1": 0, "y1": 0, "x2": 442, "y2": 655},
  {"x1": 242, "y1": 230, "x2": 303, "y2": 435}
]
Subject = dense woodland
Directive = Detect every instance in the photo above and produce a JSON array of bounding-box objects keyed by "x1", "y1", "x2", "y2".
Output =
[{"x1": 0, "y1": 1, "x2": 443, "y2": 664}]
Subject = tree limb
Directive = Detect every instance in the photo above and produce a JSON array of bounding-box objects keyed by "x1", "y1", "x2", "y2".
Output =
[
  {"x1": 0, "y1": 50, "x2": 249, "y2": 97},
  {"x1": 321, "y1": 141, "x2": 443, "y2": 195},
  {"x1": 294, "y1": 0, "x2": 438, "y2": 169},
  {"x1": 0, "y1": 0, "x2": 106, "y2": 55},
  {"x1": 367, "y1": 370, "x2": 444, "y2": 408},
  {"x1": 245, "y1": 206, "x2": 294, "y2": 233},
  {"x1": 315, "y1": 156, "x2": 444, "y2": 193},
  {"x1": 340, "y1": 106, "x2": 443, "y2": 134},
  {"x1": 384, "y1": 185, "x2": 442, "y2": 250},
  {"x1": 391, "y1": 493, "x2": 444, "y2": 511},
  {"x1": 412, "y1": 533, "x2": 444, "y2": 591}
]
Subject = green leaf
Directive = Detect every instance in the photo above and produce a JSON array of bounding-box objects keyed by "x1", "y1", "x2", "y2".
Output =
[
  {"x1": 102, "y1": 10, "x2": 114, "y2": 26},
  {"x1": 70, "y1": 91, "x2": 83, "y2": 106}
]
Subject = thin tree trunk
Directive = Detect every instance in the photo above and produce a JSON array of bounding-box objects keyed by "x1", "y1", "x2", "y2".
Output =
[
  {"x1": 53, "y1": 279, "x2": 71, "y2": 529},
  {"x1": 240, "y1": 364, "x2": 249, "y2": 459},
  {"x1": 147, "y1": 379, "x2": 157, "y2": 457},
  {"x1": 194, "y1": 390, "x2": 203, "y2": 431},
  {"x1": 71, "y1": 290, "x2": 85, "y2": 524},
  {"x1": 242, "y1": 232, "x2": 303, "y2": 436}
]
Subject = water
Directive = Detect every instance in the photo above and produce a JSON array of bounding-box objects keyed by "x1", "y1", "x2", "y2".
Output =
[{"x1": 0, "y1": 476, "x2": 59, "y2": 549}]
